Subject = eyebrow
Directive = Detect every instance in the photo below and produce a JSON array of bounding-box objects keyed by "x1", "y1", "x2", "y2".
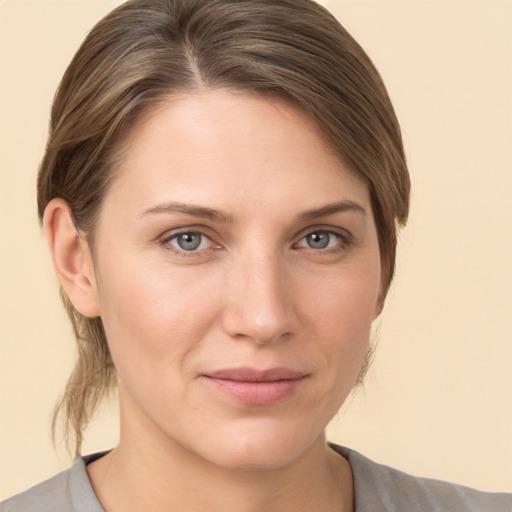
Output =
[
  {"x1": 138, "y1": 199, "x2": 366, "y2": 223},
  {"x1": 297, "y1": 200, "x2": 367, "y2": 222},
  {"x1": 138, "y1": 201, "x2": 234, "y2": 223}
]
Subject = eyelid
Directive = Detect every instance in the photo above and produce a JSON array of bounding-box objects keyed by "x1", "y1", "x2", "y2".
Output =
[
  {"x1": 294, "y1": 225, "x2": 353, "y2": 243},
  {"x1": 159, "y1": 224, "x2": 216, "y2": 242}
]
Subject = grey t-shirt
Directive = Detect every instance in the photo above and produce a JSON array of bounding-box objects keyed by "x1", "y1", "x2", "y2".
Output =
[{"x1": 2, "y1": 445, "x2": 511, "y2": 511}]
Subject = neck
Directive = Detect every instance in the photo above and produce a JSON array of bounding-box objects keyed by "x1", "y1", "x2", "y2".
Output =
[{"x1": 86, "y1": 397, "x2": 353, "y2": 512}]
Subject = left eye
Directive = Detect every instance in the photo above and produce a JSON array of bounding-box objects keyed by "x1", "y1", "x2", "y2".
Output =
[
  {"x1": 298, "y1": 231, "x2": 343, "y2": 250},
  {"x1": 167, "y1": 232, "x2": 212, "y2": 251}
]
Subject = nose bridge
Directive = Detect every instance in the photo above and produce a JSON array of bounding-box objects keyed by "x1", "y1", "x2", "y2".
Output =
[{"x1": 222, "y1": 247, "x2": 294, "y2": 344}]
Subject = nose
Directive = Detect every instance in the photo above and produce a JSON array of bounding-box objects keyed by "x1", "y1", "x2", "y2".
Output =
[{"x1": 221, "y1": 253, "x2": 296, "y2": 345}]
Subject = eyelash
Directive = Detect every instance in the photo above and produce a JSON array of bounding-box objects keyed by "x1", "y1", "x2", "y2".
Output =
[{"x1": 159, "y1": 228, "x2": 353, "y2": 257}]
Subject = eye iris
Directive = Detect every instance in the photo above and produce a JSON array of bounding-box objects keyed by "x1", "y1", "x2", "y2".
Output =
[
  {"x1": 307, "y1": 232, "x2": 330, "y2": 249},
  {"x1": 177, "y1": 233, "x2": 202, "y2": 251}
]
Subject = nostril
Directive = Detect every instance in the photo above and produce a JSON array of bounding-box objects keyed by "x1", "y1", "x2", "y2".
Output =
[{"x1": 222, "y1": 307, "x2": 295, "y2": 345}]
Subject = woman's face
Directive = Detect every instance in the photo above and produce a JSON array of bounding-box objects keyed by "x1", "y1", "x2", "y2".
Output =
[{"x1": 89, "y1": 90, "x2": 383, "y2": 470}]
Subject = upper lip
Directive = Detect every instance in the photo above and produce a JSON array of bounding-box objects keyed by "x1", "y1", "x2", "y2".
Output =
[{"x1": 204, "y1": 367, "x2": 307, "y2": 382}]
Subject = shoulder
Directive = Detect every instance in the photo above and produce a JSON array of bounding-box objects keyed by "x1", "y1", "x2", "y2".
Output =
[
  {"x1": 1, "y1": 454, "x2": 105, "y2": 512},
  {"x1": 330, "y1": 444, "x2": 512, "y2": 512}
]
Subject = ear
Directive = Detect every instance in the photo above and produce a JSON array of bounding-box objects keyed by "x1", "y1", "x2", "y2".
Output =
[
  {"x1": 43, "y1": 198, "x2": 100, "y2": 318},
  {"x1": 373, "y1": 263, "x2": 389, "y2": 320}
]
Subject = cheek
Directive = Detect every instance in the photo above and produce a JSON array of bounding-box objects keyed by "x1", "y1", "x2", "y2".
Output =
[
  {"x1": 96, "y1": 258, "x2": 223, "y2": 376},
  {"x1": 299, "y1": 262, "x2": 380, "y2": 379},
  {"x1": 303, "y1": 260, "x2": 380, "y2": 336}
]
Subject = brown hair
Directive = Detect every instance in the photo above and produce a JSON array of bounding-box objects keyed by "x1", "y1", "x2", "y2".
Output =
[{"x1": 38, "y1": 0, "x2": 410, "y2": 456}]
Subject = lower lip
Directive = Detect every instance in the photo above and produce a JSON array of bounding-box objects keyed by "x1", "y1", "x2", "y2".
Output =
[{"x1": 202, "y1": 376, "x2": 305, "y2": 405}]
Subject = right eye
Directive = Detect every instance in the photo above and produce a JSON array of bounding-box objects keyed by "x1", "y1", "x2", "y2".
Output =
[{"x1": 164, "y1": 231, "x2": 214, "y2": 253}]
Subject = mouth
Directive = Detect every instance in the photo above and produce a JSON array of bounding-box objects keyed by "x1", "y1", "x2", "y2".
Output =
[{"x1": 201, "y1": 367, "x2": 308, "y2": 406}]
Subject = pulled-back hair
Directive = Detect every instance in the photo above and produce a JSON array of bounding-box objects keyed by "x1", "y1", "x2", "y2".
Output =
[{"x1": 37, "y1": 0, "x2": 410, "y2": 456}]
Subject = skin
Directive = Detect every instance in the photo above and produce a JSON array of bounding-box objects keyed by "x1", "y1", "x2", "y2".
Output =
[{"x1": 45, "y1": 90, "x2": 384, "y2": 512}]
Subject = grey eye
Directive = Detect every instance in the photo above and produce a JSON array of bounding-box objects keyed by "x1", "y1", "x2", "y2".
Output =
[
  {"x1": 174, "y1": 232, "x2": 203, "y2": 251},
  {"x1": 305, "y1": 231, "x2": 331, "y2": 249}
]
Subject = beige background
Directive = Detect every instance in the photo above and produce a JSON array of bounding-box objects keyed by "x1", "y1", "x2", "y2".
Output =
[{"x1": 1, "y1": 0, "x2": 511, "y2": 500}]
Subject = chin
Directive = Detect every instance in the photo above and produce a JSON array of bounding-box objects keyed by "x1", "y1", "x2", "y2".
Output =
[
  {"x1": 189, "y1": 421, "x2": 321, "y2": 472},
  {"x1": 206, "y1": 445, "x2": 303, "y2": 472}
]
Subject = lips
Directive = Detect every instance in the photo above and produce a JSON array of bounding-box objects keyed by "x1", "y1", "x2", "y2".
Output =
[{"x1": 201, "y1": 367, "x2": 308, "y2": 406}]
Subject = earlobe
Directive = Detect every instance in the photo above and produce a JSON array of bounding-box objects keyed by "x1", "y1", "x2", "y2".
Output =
[{"x1": 43, "y1": 198, "x2": 100, "y2": 318}]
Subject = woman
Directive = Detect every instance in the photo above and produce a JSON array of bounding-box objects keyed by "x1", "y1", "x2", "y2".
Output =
[{"x1": 1, "y1": 0, "x2": 510, "y2": 510}]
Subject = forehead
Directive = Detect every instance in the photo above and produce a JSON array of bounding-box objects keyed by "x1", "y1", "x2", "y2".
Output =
[{"x1": 105, "y1": 90, "x2": 370, "y2": 217}]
